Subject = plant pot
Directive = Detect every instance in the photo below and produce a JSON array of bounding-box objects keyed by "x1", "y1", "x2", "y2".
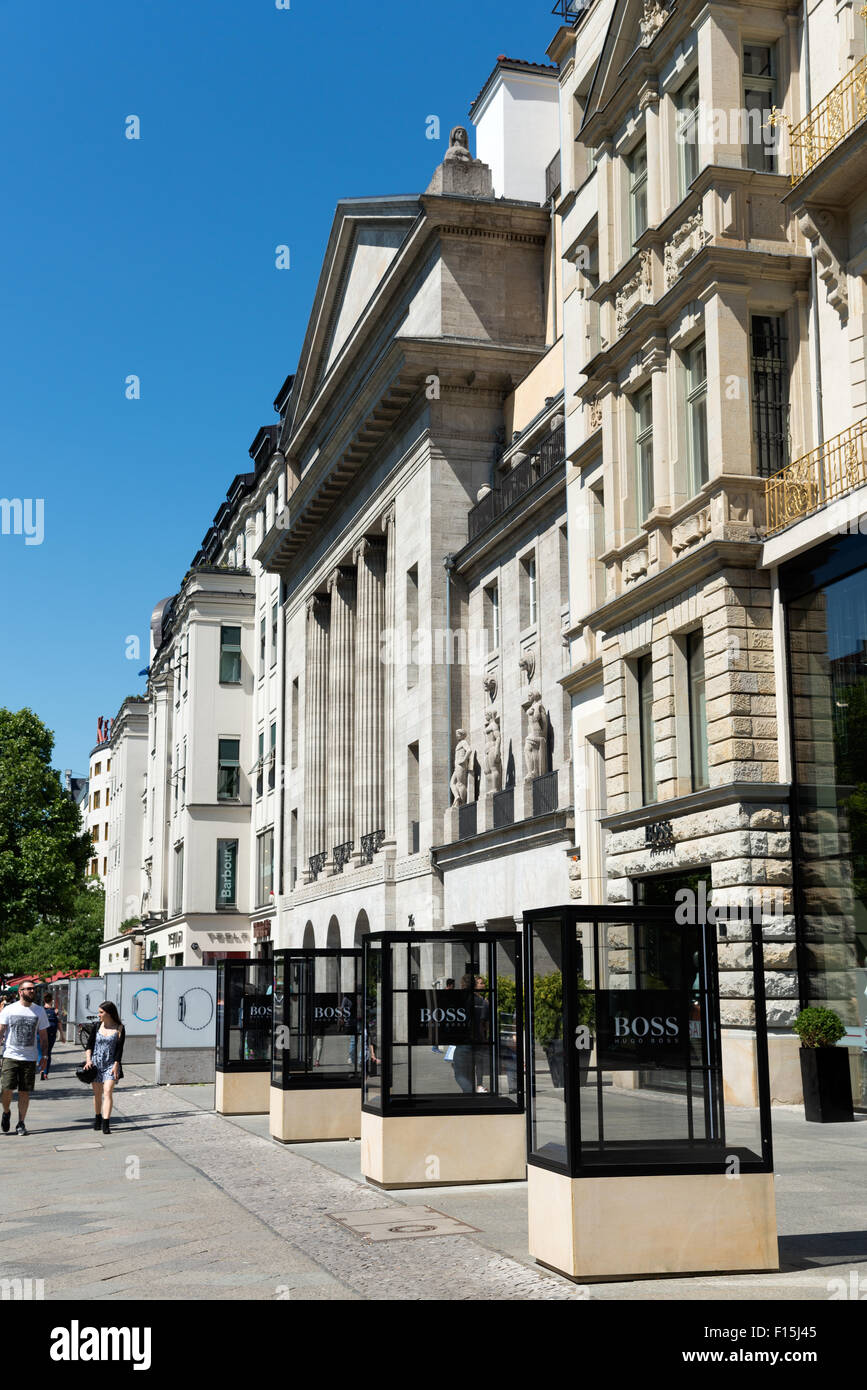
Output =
[
  {"x1": 799, "y1": 1046, "x2": 854, "y2": 1123},
  {"x1": 543, "y1": 1039, "x2": 565, "y2": 1088}
]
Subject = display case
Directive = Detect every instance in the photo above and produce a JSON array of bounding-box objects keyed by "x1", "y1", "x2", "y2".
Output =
[
  {"x1": 270, "y1": 948, "x2": 362, "y2": 1142},
  {"x1": 524, "y1": 906, "x2": 778, "y2": 1281},
  {"x1": 361, "y1": 931, "x2": 525, "y2": 1187},
  {"x1": 215, "y1": 959, "x2": 273, "y2": 1114}
]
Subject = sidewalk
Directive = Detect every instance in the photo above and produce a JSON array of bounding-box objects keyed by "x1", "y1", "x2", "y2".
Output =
[{"x1": 1, "y1": 1044, "x2": 865, "y2": 1301}]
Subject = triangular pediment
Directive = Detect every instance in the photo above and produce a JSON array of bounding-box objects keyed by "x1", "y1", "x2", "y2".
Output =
[
  {"x1": 287, "y1": 198, "x2": 419, "y2": 432},
  {"x1": 583, "y1": 0, "x2": 672, "y2": 130}
]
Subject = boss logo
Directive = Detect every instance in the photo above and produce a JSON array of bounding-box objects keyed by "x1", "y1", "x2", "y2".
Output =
[
  {"x1": 314, "y1": 1004, "x2": 352, "y2": 1021},
  {"x1": 420, "y1": 1007, "x2": 468, "y2": 1025},
  {"x1": 247, "y1": 1004, "x2": 271, "y2": 1019},
  {"x1": 613, "y1": 1015, "x2": 679, "y2": 1039}
]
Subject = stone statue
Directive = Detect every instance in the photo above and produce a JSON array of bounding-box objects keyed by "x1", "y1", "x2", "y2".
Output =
[
  {"x1": 444, "y1": 126, "x2": 472, "y2": 163},
  {"x1": 484, "y1": 710, "x2": 502, "y2": 793},
  {"x1": 523, "y1": 690, "x2": 549, "y2": 780},
  {"x1": 450, "y1": 728, "x2": 472, "y2": 805}
]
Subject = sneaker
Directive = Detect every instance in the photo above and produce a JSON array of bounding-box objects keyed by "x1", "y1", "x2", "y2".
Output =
[
  {"x1": 1, "y1": 1112, "x2": 10, "y2": 1134},
  {"x1": 102, "y1": 1119, "x2": 111, "y2": 1135},
  {"x1": 93, "y1": 1114, "x2": 102, "y2": 1131},
  {"x1": 15, "y1": 1121, "x2": 27, "y2": 1136}
]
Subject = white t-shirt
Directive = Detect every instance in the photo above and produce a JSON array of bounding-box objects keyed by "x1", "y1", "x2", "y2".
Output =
[{"x1": 1, "y1": 1002, "x2": 50, "y2": 1062}]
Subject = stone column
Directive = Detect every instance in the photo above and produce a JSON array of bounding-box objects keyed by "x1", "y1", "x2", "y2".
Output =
[
  {"x1": 353, "y1": 537, "x2": 386, "y2": 859},
  {"x1": 326, "y1": 566, "x2": 356, "y2": 864},
  {"x1": 381, "y1": 505, "x2": 397, "y2": 849},
  {"x1": 303, "y1": 596, "x2": 329, "y2": 882}
]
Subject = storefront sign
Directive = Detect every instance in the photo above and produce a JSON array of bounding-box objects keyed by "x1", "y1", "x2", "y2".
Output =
[
  {"x1": 242, "y1": 994, "x2": 272, "y2": 1031},
  {"x1": 216, "y1": 840, "x2": 238, "y2": 908},
  {"x1": 312, "y1": 993, "x2": 355, "y2": 1035},
  {"x1": 253, "y1": 921, "x2": 271, "y2": 940},
  {"x1": 407, "y1": 989, "x2": 475, "y2": 1045},
  {"x1": 594, "y1": 990, "x2": 692, "y2": 1069}
]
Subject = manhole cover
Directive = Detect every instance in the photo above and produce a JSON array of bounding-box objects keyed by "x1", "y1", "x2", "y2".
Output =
[
  {"x1": 328, "y1": 1205, "x2": 479, "y2": 1242},
  {"x1": 54, "y1": 1142, "x2": 104, "y2": 1152}
]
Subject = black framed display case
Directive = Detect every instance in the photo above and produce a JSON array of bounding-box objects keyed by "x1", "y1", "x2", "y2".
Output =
[
  {"x1": 523, "y1": 906, "x2": 778, "y2": 1281},
  {"x1": 272, "y1": 948, "x2": 362, "y2": 1090},
  {"x1": 360, "y1": 931, "x2": 526, "y2": 1187},
  {"x1": 215, "y1": 959, "x2": 273, "y2": 1114}
]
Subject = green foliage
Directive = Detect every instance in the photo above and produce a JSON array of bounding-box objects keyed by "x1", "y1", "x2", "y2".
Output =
[
  {"x1": 532, "y1": 971, "x2": 595, "y2": 1046},
  {"x1": 1, "y1": 885, "x2": 104, "y2": 975},
  {"x1": 496, "y1": 975, "x2": 517, "y2": 1016},
  {"x1": 0, "y1": 708, "x2": 94, "y2": 971},
  {"x1": 119, "y1": 917, "x2": 141, "y2": 935},
  {"x1": 792, "y1": 1006, "x2": 846, "y2": 1049}
]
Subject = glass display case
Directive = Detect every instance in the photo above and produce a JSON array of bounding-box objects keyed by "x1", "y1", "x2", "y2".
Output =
[
  {"x1": 272, "y1": 949, "x2": 361, "y2": 1088},
  {"x1": 523, "y1": 906, "x2": 777, "y2": 1280},
  {"x1": 360, "y1": 931, "x2": 526, "y2": 1186},
  {"x1": 215, "y1": 959, "x2": 273, "y2": 1115}
]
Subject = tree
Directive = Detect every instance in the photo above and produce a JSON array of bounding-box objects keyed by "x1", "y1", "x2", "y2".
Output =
[
  {"x1": 2, "y1": 885, "x2": 104, "y2": 976},
  {"x1": 0, "y1": 708, "x2": 92, "y2": 970}
]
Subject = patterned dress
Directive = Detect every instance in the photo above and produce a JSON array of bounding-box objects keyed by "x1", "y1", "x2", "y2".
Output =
[{"x1": 92, "y1": 1029, "x2": 119, "y2": 1083}]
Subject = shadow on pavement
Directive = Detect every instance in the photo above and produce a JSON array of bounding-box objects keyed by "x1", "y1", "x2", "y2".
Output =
[{"x1": 778, "y1": 1229, "x2": 867, "y2": 1269}]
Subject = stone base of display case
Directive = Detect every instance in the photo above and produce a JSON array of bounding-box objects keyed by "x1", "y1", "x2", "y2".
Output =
[
  {"x1": 527, "y1": 1164, "x2": 778, "y2": 1281},
  {"x1": 215, "y1": 1068, "x2": 270, "y2": 1115},
  {"x1": 270, "y1": 1086, "x2": 361, "y2": 1142},
  {"x1": 361, "y1": 1110, "x2": 526, "y2": 1187}
]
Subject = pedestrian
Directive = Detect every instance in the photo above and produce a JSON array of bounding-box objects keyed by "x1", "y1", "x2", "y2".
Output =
[
  {"x1": 40, "y1": 993, "x2": 60, "y2": 1080},
  {"x1": 83, "y1": 1001, "x2": 125, "y2": 1135},
  {"x1": 0, "y1": 980, "x2": 50, "y2": 1136}
]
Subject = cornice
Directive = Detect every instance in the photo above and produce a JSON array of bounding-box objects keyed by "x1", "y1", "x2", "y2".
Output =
[
  {"x1": 601, "y1": 781, "x2": 791, "y2": 833},
  {"x1": 586, "y1": 538, "x2": 760, "y2": 631}
]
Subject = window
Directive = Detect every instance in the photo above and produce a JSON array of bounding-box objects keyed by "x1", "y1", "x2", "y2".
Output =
[
  {"x1": 291, "y1": 677, "x2": 299, "y2": 768},
  {"x1": 485, "y1": 582, "x2": 500, "y2": 651},
  {"x1": 216, "y1": 839, "x2": 238, "y2": 909},
  {"x1": 220, "y1": 626, "x2": 242, "y2": 684},
  {"x1": 90, "y1": 858, "x2": 98, "y2": 877},
  {"x1": 271, "y1": 601, "x2": 278, "y2": 667},
  {"x1": 218, "y1": 738, "x2": 241, "y2": 801},
  {"x1": 173, "y1": 844, "x2": 184, "y2": 916},
  {"x1": 686, "y1": 339, "x2": 709, "y2": 492},
  {"x1": 559, "y1": 525, "x2": 570, "y2": 610},
  {"x1": 591, "y1": 484, "x2": 606, "y2": 606},
  {"x1": 751, "y1": 314, "x2": 789, "y2": 477},
  {"x1": 743, "y1": 44, "x2": 777, "y2": 172},
  {"x1": 629, "y1": 139, "x2": 648, "y2": 242},
  {"x1": 106, "y1": 760, "x2": 111, "y2": 772},
  {"x1": 174, "y1": 745, "x2": 179, "y2": 811},
  {"x1": 634, "y1": 385, "x2": 654, "y2": 523},
  {"x1": 92, "y1": 824, "x2": 99, "y2": 842},
  {"x1": 520, "y1": 552, "x2": 538, "y2": 629},
  {"x1": 104, "y1": 788, "x2": 109, "y2": 807},
  {"x1": 676, "y1": 74, "x2": 700, "y2": 196},
  {"x1": 181, "y1": 738, "x2": 186, "y2": 807},
  {"x1": 268, "y1": 721, "x2": 277, "y2": 791},
  {"x1": 93, "y1": 791, "x2": 100, "y2": 809},
  {"x1": 408, "y1": 742, "x2": 419, "y2": 854},
  {"x1": 406, "y1": 565, "x2": 419, "y2": 688},
  {"x1": 257, "y1": 730, "x2": 264, "y2": 799},
  {"x1": 638, "y1": 654, "x2": 657, "y2": 805},
  {"x1": 94, "y1": 763, "x2": 101, "y2": 777},
  {"x1": 181, "y1": 641, "x2": 188, "y2": 695},
  {"x1": 259, "y1": 617, "x2": 266, "y2": 675},
  {"x1": 688, "y1": 631, "x2": 709, "y2": 791},
  {"x1": 102, "y1": 858, "x2": 107, "y2": 876},
  {"x1": 290, "y1": 808, "x2": 298, "y2": 891},
  {"x1": 256, "y1": 829, "x2": 274, "y2": 907}
]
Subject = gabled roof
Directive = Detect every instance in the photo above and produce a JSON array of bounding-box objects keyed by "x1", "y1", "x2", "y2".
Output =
[
  {"x1": 281, "y1": 196, "x2": 421, "y2": 443},
  {"x1": 581, "y1": 0, "x2": 675, "y2": 135}
]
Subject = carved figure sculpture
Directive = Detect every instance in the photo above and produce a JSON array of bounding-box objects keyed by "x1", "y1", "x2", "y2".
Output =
[
  {"x1": 484, "y1": 710, "x2": 502, "y2": 793},
  {"x1": 523, "y1": 690, "x2": 549, "y2": 780},
  {"x1": 444, "y1": 126, "x2": 472, "y2": 163},
  {"x1": 450, "y1": 728, "x2": 472, "y2": 805}
]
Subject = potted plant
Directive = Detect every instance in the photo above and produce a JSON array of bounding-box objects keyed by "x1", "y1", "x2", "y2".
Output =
[
  {"x1": 532, "y1": 973, "x2": 595, "y2": 1087},
  {"x1": 792, "y1": 1006, "x2": 853, "y2": 1123}
]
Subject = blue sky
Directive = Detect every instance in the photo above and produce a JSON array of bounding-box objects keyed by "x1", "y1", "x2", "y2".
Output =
[{"x1": 0, "y1": 0, "x2": 557, "y2": 776}]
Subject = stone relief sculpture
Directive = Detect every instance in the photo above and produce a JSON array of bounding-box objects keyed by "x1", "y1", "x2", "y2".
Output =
[
  {"x1": 523, "y1": 690, "x2": 549, "y2": 780},
  {"x1": 484, "y1": 709, "x2": 502, "y2": 793},
  {"x1": 450, "y1": 728, "x2": 472, "y2": 805}
]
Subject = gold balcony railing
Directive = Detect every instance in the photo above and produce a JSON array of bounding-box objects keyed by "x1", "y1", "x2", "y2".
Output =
[
  {"x1": 765, "y1": 418, "x2": 867, "y2": 535},
  {"x1": 789, "y1": 54, "x2": 867, "y2": 183}
]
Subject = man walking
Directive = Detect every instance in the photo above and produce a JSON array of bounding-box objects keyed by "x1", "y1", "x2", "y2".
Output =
[{"x1": 0, "y1": 980, "x2": 49, "y2": 1136}]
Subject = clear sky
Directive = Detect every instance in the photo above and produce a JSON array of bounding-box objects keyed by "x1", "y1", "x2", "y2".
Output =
[{"x1": 0, "y1": 0, "x2": 558, "y2": 776}]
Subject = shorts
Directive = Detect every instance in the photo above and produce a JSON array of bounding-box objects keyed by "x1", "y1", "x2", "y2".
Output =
[{"x1": 0, "y1": 1058, "x2": 37, "y2": 1094}]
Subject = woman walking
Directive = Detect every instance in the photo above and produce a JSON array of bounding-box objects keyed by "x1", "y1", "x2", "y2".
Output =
[{"x1": 83, "y1": 1002, "x2": 125, "y2": 1134}]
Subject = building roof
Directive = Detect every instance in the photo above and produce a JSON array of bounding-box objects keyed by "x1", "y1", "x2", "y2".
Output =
[{"x1": 469, "y1": 56, "x2": 560, "y2": 118}]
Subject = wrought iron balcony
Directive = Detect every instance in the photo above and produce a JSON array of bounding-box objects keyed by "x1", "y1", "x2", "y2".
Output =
[
  {"x1": 458, "y1": 802, "x2": 477, "y2": 840},
  {"x1": 765, "y1": 418, "x2": 867, "y2": 536},
  {"x1": 308, "y1": 851, "x2": 327, "y2": 882},
  {"x1": 551, "y1": 0, "x2": 592, "y2": 24},
  {"x1": 532, "y1": 769, "x2": 559, "y2": 818},
  {"x1": 359, "y1": 829, "x2": 384, "y2": 865},
  {"x1": 788, "y1": 55, "x2": 867, "y2": 184},
  {"x1": 468, "y1": 424, "x2": 565, "y2": 543},
  {"x1": 493, "y1": 788, "x2": 515, "y2": 829},
  {"x1": 332, "y1": 840, "x2": 353, "y2": 874}
]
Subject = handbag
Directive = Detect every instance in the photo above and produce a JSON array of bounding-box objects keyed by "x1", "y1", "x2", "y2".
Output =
[{"x1": 76, "y1": 1064, "x2": 98, "y2": 1084}]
